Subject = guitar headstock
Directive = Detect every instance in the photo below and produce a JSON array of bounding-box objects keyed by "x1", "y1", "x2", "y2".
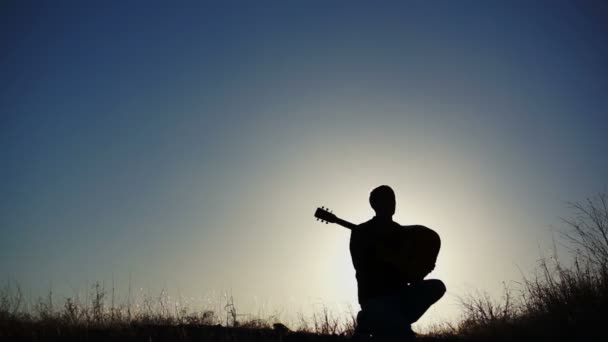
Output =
[{"x1": 314, "y1": 206, "x2": 337, "y2": 224}]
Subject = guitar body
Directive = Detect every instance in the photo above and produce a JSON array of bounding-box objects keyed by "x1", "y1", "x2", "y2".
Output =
[{"x1": 389, "y1": 225, "x2": 441, "y2": 283}]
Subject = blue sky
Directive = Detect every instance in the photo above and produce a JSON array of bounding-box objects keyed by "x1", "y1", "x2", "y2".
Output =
[{"x1": 1, "y1": 0, "x2": 607, "y2": 327}]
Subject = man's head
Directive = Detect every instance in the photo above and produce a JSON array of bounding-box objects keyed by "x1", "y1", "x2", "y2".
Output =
[{"x1": 369, "y1": 185, "x2": 396, "y2": 218}]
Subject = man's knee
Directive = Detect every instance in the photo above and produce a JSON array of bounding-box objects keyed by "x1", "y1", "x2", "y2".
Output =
[{"x1": 427, "y1": 279, "x2": 446, "y2": 300}]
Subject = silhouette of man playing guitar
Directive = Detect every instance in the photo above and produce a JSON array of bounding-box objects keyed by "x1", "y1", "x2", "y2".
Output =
[
  {"x1": 351, "y1": 185, "x2": 445, "y2": 338},
  {"x1": 314, "y1": 185, "x2": 445, "y2": 338}
]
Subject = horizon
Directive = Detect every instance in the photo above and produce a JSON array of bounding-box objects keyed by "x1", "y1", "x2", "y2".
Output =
[{"x1": 1, "y1": 0, "x2": 608, "y2": 328}]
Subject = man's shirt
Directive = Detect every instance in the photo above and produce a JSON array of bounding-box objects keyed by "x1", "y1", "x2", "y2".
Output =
[{"x1": 349, "y1": 216, "x2": 405, "y2": 304}]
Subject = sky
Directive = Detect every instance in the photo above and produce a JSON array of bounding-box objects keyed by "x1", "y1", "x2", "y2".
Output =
[{"x1": 1, "y1": 0, "x2": 608, "y2": 328}]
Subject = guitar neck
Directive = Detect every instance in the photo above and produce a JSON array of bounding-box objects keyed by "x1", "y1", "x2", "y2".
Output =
[{"x1": 333, "y1": 217, "x2": 358, "y2": 230}]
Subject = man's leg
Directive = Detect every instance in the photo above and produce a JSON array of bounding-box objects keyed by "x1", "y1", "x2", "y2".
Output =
[
  {"x1": 399, "y1": 279, "x2": 446, "y2": 323},
  {"x1": 358, "y1": 297, "x2": 414, "y2": 338},
  {"x1": 356, "y1": 280, "x2": 445, "y2": 337}
]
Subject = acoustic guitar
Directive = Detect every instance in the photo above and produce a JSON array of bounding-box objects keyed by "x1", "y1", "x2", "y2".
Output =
[{"x1": 314, "y1": 206, "x2": 441, "y2": 282}]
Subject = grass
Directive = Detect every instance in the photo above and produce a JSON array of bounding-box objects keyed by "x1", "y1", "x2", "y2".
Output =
[
  {"x1": 453, "y1": 192, "x2": 608, "y2": 341},
  {"x1": 0, "y1": 280, "x2": 361, "y2": 341},
  {"x1": 2, "y1": 193, "x2": 606, "y2": 341}
]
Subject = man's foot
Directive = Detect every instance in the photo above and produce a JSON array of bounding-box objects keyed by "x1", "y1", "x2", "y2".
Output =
[
  {"x1": 403, "y1": 325, "x2": 417, "y2": 340},
  {"x1": 353, "y1": 310, "x2": 416, "y2": 340},
  {"x1": 353, "y1": 310, "x2": 372, "y2": 338},
  {"x1": 373, "y1": 326, "x2": 416, "y2": 340}
]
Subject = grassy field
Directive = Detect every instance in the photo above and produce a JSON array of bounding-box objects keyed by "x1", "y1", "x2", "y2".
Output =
[{"x1": 2, "y1": 194, "x2": 606, "y2": 341}]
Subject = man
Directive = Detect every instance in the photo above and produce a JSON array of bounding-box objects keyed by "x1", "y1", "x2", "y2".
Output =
[{"x1": 350, "y1": 185, "x2": 446, "y2": 338}]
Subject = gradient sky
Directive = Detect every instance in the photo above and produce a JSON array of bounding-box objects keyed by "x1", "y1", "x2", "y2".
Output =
[{"x1": 1, "y1": 0, "x2": 607, "y2": 328}]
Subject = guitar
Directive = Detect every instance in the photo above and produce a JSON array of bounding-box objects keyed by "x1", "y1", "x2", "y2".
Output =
[{"x1": 314, "y1": 206, "x2": 441, "y2": 282}]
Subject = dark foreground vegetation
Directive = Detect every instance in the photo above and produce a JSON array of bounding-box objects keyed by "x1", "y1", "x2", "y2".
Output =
[
  {"x1": 449, "y1": 193, "x2": 608, "y2": 341},
  {"x1": 2, "y1": 193, "x2": 606, "y2": 341}
]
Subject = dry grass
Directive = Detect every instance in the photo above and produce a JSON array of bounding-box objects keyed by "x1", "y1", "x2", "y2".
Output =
[
  {"x1": 0, "y1": 280, "x2": 360, "y2": 341},
  {"x1": 456, "y1": 192, "x2": 608, "y2": 341}
]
